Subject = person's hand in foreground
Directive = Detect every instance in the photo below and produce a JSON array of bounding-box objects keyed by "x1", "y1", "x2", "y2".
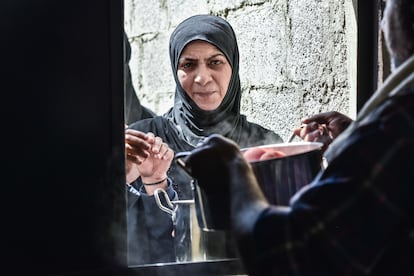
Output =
[
  {"x1": 182, "y1": 134, "x2": 268, "y2": 231},
  {"x1": 293, "y1": 111, "x2": 353, "y2": 151}
]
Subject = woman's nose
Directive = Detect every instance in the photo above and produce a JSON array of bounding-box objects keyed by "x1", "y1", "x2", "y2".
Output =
[{"x1": 194, "y1": 65, "x2": 212, "y2": 85}]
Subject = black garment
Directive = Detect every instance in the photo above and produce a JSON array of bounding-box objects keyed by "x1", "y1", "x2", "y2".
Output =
[
  {"x1": 127, "y1": 179, "x2": 178, "y2": 265},
  {"x1": 127, "y1": 15, "x2": 283, "y2": 265},
  {"x1": 124, "y1": 32, "x2": 155, "y2": 124}
]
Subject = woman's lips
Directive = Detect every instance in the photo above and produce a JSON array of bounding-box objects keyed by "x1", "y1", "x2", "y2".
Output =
[
  {"x1": 193, "y1": 91, "x2": 216, "y2": 99},
  {"x1": 194, "y1": 91, "x2": 215, "y2": 95}
]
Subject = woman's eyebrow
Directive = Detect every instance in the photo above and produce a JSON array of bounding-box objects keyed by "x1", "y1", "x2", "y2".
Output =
[
  {"x1": 208, "y1": 53, "x2": 225, "y2": 59},
  {"x1": 179, "y1": 53, "x2": 225, "y2": 62},
  {"x1": 178, "y1": 57, "x2": 197, "y2": 62}
]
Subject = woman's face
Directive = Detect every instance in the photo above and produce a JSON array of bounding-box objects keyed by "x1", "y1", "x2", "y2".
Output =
[{"x1": 177, "y1": 40, "x2": 232, "y2": 111}]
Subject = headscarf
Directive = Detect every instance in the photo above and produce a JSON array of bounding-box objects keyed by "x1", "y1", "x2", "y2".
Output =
[{"x1": 165, "y1": 14, "x2": 243, "y2": 146}]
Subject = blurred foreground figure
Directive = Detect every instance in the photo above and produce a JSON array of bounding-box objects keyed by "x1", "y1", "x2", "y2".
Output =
[{"x1": 184, "y1": 0, "x2": 414, "y2": 275}]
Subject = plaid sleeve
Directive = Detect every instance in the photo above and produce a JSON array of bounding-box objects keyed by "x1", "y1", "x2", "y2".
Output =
[{"x1": 251, "y1": 120, "x2": 414, "y2": 275}]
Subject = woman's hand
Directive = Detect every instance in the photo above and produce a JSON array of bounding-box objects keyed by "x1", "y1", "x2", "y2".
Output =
[{"x1": 125, "y1": 129, "x2": 174, "y2": 194}]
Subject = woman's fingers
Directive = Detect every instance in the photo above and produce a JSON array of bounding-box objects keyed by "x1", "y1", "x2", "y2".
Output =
[
  {"x1": 126, "y1": 151, "x2": 145, "y2": 165},
  {"x1": 147, "y1": 133, "x2": 174, "y2": 160},
  {"x1": 125, "y1": 129, "x2": 174, "y2": 161},
  {"x1": 125, "y1": 128, "x2": 149, "y2": 139},
  {"x1": 153, "y1": 140, "x2": 174, "y2": 160},
  {"x1": 125, "y1": 129, "x2": 151, "y2": 159},
  {"x1": 151, "y1": 136, "x2": 163, "y2": 154},
  {"x1": 161, "y1": 145, "x2": 175, "y2": 160}
]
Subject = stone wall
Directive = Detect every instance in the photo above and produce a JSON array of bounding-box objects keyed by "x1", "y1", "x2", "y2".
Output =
[{"x1": 124, "y1": 0, "x2": 357, "y2": 141}]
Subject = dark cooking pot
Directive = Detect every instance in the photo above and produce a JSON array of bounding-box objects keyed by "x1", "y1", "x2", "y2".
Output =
[
  {"x1": 241, "y1": 141, "x2": 323, "y2": 205},
  {"x1": 175, "y1": 141, "x2": 323, "y2": 231}
]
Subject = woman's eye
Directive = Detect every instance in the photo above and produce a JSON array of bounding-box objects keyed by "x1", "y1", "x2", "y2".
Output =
[
  {"x1": 210, "y1": 60, "x2": 223, "y2": 66},
  {"x1": 180, "y1": 62, "x2": 194, "y2": 69}
]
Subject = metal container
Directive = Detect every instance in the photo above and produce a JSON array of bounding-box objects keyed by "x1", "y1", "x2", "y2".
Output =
[
  {"x1": 175, "y1": 141, "x2": 323, "y2": 231},
  {"x1": 241, "y1": 141, "x2": 323, "y2": 205},
  {"x1": 154, "y1": 188, "x2": 206, "y2": 262}
]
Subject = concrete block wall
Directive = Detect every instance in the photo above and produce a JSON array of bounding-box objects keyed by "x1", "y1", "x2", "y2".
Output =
[{"x1": 124, "y1": 0, "x2": 356, "y2": 141}]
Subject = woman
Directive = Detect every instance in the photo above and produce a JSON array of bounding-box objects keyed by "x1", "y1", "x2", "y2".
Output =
[{"x1": 126, "y1": 14, "x2": 283, "y2": 265}]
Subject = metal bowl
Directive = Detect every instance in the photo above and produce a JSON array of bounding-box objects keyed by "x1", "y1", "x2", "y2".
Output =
[
  {"x1": 175, "y1": 141, "x2": 323, "y2": 231},
  {"x1": 241, "y1": 141, "x2": 323, "y2": 205}
]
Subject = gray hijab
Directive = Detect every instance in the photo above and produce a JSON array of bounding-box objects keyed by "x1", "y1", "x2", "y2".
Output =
[{"x1": 165, "y1": 14, "x2": 243, "y2": 146}]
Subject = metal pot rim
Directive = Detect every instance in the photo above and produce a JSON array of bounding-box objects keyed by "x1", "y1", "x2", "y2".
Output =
[{"x1": 241, "y1": 141, "x2": 323, "y2": 163}]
